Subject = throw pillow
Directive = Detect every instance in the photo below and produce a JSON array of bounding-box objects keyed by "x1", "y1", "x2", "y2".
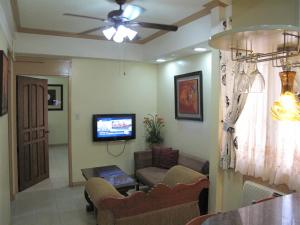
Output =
[
  {"x1": 152, "y1": 146, "x2": 172, "y2": 167},
  {"x1": 159, "y1": 149, "x2": 179, "y2": 169}
]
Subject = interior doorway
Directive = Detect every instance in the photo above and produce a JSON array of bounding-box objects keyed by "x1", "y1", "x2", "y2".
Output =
[{"x1": 16, "y1": 75, "x2": 69, "y2": 191}]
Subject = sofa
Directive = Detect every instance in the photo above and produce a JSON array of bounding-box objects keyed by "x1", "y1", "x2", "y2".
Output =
[
  {"x1": 134, "y1": 147, "x2": 209, "y2": 214},
  {"x1": 85, "y1": 165, "x2": 209, "y2": 225}
]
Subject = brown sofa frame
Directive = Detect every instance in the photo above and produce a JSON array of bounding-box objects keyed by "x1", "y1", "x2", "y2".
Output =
[{"x1": 86, "y1": 165, "x2": 210, "y2": 225}]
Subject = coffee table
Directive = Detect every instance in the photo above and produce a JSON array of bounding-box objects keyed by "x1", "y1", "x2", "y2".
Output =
[{"x1": 81, "y1": 165, "x2": 138, "y2": 212}]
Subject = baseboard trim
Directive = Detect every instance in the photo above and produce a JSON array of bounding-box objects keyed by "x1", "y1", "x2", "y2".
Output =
[
  {"x1": 71, "y1": 181, "x2": 86, "y2": 187},
  {"x1": 49, "y1": 144, "x2": 68, "y2": 147}
]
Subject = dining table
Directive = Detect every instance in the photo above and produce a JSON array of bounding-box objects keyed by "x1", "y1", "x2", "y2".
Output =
[{"x1": 202, "y1": 192, "x2": 300, "y2": 225}]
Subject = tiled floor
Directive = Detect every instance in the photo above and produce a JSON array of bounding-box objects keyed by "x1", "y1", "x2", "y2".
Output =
[{"x1": 12, "y1": 145, "x2": 95, "y2": 225}]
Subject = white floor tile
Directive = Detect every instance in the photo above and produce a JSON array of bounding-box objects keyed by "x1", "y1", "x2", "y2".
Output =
[{"x1": 12, "y1": 145, "x2": 95, "y2": 225}]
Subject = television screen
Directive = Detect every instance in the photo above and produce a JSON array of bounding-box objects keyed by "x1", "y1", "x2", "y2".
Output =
[{"x1": 93, "y1": 114, "x2": 136, "y2": 141}]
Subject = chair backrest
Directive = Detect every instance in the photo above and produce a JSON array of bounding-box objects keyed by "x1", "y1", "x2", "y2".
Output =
[
  {"x1": 178, "y1": 152, "x2": 209, "y2": 175},
  {"x1": 241, "y1": 181, "x2": 284, "y2": 206},
  {"x1": 185, "y1": 213, "x2": 217, "y2": 225}
]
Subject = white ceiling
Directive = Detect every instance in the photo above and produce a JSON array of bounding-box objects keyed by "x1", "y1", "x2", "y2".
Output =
[{"x1": 18, "y1": 0, "x2": 211, "y2": 38}]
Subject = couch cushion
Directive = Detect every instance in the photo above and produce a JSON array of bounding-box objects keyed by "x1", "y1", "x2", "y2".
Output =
[
  {"x1": 85, "y1": 177, "x2": 124, "y2": 206},
  {"x1": 159, "y1": 149, "x2": 179, "y2": 169},
  {"x1": 178, "y1": 153, "x2": 209, "y2": 175},
  {"x1": 136, "y1": 167, "x2": 168, "y2": 186},
  {"x1": 152, "y1": 146, "x2": 172, "y2": 167},
  {"x1": 162, "y1": 165, "x2": 207, "y2": 188},
  {"x1": 152, "y1": 147, "x2": 161, "y2": 167}
]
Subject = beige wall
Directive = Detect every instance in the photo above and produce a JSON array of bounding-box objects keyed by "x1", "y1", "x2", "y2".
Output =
[
  {"x1": 71, "y1": 58, "x2": 157, "y2": 182},
  {"x1": 222, "y1": 171, "x2": 243, "y2": 210},
  {"x1": 46, "y1": 76, "x2": 68, "y2": 145},
  {"x1": 232, "y1": 0, "x2": 299, "y2": 28},
  {"x1": 157, "y1": 53, "x2": 212, "y2": 160},
  {"x1": 0, "y1": 26, "x2": 11, "y2": 225},
  {"x1": 157, "y1": 52, "x2": 222, "y2": 211}
]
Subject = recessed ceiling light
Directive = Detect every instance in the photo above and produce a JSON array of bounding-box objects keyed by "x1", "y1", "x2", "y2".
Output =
[
  {"x1": 194, "y1": 47, "x2": 207, "y2": 52},
  {"x1": 156, "y1": 58, "x2": 167, "y2": 63}
]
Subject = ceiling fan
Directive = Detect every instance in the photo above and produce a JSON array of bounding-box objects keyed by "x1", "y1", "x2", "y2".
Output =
[{"x1": 64, "y1": 0, "x2": 178, "y2": 43}]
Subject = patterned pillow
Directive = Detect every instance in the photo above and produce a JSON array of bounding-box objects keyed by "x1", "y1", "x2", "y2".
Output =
[
  {"x1": 159, "y1": 149, "x2": 179, "y2": 169},
  {"x1": 152, "y1": 146, "x2": 172, "y2": 167}
]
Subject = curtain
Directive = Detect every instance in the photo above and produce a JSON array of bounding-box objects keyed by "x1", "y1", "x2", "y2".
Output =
[
  {"x1": 219, "y1": 52, "x2": 250, "y2": 169},
  {"x1": 220, "y1": 55, "x2": 300, "y2": 190}
]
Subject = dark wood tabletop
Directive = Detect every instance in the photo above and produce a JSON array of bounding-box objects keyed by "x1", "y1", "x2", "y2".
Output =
[
  {"x1": 203, "y1": 192, "x2": 300, "y2": 225},
  {"x1": 81, "y1": 165, "x2": 137, "y2": 191}
]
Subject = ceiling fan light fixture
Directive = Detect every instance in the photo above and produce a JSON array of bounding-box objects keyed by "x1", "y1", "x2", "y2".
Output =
[
  {"x1": 114, "y1": 25, "x2": 137, "y2": 41},
  {"x1": 113, "y1": 33, "x2": 124, "y2": 43},
  {"x1": 103, "y1": 27, "x2": 116, "y2": 40},
  {"x1": 116, "y1": 25, "x2": 128, "y2": 38},
  {"x1": 125, "y1": 27, "x2": 137, "y2": 41},
  {"x1": 65, "y1": 1, "x2": 179, "y2": 43}
]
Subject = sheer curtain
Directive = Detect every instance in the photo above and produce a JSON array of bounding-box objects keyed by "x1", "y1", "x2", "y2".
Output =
[
  {"x1": 220, "y1": 52, "x2": 250, "y2": 169},
  {"x1": 234, "y1": 61, "x2": 300, "y2": 191}
]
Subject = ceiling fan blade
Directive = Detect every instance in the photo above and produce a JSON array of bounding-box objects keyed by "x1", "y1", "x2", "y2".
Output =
[
  {"x1": 107, "y1": 0, "x2": 134, "y2": 3},
  {"x1": 64, "y1": 13, "x2": 107, "y2": 22},
  {"x1": 134, "y1": 34, "x2": 142, "y2": 40},
  {"x1": 78, "y1": 26, "x2": 106, "y2": 35},
  {"x1": 122, "y1": 4, "x2": 145, "y2": 21},
  {"x1": 126, "y1": 21, "x2": 178, "y2": 31}
]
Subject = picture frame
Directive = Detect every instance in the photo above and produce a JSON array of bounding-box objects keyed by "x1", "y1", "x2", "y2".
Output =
[
  {"x1": 0, "y1": 50, "x2": 8, "y2": 116},
  {"x1": 48, "y1": 84, "x2": 63, "y2": 111},
  {"x1": 174, "y1": 71, "x2": 203, "y2": 121}
]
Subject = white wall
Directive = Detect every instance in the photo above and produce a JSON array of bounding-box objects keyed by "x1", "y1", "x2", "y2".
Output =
[
  {"x1": 157, "y1": 52, "x2": 221, "y2": 211},
  {"x1": 0, "y1": 25, "x2": 11, "y2": 225},
  {"x1": 47, "y1": 76, "x2": 68, "y2": 145},
  {"x1": 71, "y1": 58, "x2": 157, "y2": 182}
]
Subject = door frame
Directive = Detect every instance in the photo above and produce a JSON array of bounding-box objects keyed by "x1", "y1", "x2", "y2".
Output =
[{"x1": 9, "y1": 56, "x2": 72, "y2": 199}]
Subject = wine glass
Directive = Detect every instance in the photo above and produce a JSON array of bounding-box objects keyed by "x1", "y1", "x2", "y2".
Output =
[
  {"x1": 248, "y1": 63, "x2": 265, "y2": 93},
  {"x1": 234, "y1": 63, "x2": 251, "y2": 94}
]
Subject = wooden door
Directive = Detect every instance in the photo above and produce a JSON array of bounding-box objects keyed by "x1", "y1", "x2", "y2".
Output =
[{"x1": 17, "y1": 76, "x2": 49, "y2": 191}]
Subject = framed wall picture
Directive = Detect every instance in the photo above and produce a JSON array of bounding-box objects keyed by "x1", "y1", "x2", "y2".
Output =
[
  {"x1": 48, "y1": 84, "x2": 63, "y2": 111},
  {"x1": 174, "y1": 71, "x2": 203, "y2": 121},
  {"x1": 0, "y1": 50, "x2": 8, "y2": 116}
]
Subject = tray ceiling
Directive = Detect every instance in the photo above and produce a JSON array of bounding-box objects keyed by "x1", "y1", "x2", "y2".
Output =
[{"x1": 12, "y1": 0, "x2": 227, "y2": 44}]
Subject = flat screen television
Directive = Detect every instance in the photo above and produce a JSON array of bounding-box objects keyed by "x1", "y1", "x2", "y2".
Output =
[{"x1": 92, "y1": 114, "x2": 136, "y2": 142}]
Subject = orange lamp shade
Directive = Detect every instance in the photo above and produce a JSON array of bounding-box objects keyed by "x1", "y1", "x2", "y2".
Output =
[{"x1": 271, "y1": 71, "x2": 300, "y2": 121}]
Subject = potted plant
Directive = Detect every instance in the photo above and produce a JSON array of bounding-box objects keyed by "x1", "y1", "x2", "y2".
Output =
[{"x1": 143, "y1": 114, "x2": 165, "y2": 146}]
